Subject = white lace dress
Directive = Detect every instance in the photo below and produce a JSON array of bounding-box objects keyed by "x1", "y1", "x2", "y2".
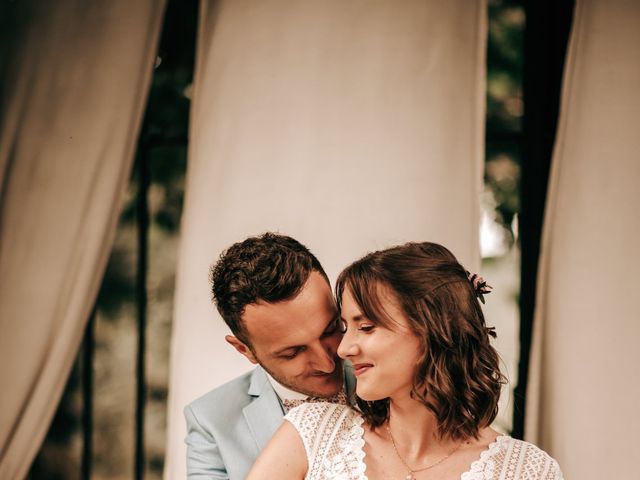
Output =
[{"x1": 284, "y1": 402, "x2": 563, "y2": 480}]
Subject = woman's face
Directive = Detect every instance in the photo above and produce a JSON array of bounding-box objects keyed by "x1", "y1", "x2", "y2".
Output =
[{"x1": 337, "y1": 284, "x2": 422, "y2": 401}]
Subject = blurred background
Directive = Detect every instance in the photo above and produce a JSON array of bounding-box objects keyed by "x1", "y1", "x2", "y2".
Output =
[
  {"x1": 26, "y1": 0, "x2": 526, "y2": 478},
  {"x1": 4, "y1": 0, "x2": 634, "y2": 478}
]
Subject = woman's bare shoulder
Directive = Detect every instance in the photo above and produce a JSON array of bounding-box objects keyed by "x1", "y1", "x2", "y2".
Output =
[{"x1": 246, "y1": 420, "x2": 307, "y2": 480}]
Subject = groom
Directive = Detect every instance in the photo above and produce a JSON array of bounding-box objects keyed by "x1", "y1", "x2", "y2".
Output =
[{"x1": 184, "y1": 233, "x2": 354, "y2": 479}]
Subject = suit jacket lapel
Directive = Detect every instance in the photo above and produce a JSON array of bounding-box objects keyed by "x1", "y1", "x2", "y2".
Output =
[{"x1": 242, "y1": 366, "x2": 285, "y2": 451}]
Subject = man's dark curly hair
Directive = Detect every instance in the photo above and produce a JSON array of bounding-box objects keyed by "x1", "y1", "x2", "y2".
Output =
[
  {"x1": 210, "y1": 232, "x2": 328, "y2": 344},
  {"x1": 336, "y1": 241, "x2": 506, "y2": 441}
]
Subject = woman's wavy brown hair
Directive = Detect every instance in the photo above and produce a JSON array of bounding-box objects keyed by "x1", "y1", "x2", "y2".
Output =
[{"x1": 335, "y1": 242, "x2": 506, "y2": 441}]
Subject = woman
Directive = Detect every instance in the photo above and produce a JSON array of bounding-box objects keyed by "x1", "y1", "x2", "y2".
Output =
[{"x1": 247, "y1": 242, "x2": 563, "y2": 479}]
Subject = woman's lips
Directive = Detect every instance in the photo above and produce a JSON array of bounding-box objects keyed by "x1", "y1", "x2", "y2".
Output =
[{"x1": 352, "y1": 363, "x2": 373, "y2": 377}]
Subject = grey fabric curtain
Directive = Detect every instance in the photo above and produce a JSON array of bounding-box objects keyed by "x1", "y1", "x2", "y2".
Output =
[
  {"x1": 525, "y1": 1, "x2": 640, "y2": 478},
  {"x1": 0, "y1": 1, "x2": 166, "y2": 478},
  {"x1": 165, "y1": 1, "x2": 487, "y2": 477}
]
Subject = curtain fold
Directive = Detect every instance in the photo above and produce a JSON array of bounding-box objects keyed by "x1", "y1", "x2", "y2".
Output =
[
  {"x1": 165, "y1": 1, "x2": 487, "y2": 477},
  {"x1": 526, "y1": 1, "x2": 640, "y2": 478},
  {"x1": 0, "y1": 1, "x2": 166, "y2": 478}
]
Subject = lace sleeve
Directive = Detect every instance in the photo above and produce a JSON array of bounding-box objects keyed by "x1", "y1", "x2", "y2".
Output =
[
  {"x1": 284, "y1": 402, "x2": 339, "y2": 461},
  {"x1": 520, "y1": 442, "x2": 564, "y2": 480},
  {"x1": 501, "y1": 438, "x2": 564, "y2": 480},
  {"x1": 284, "y1": 403, "x2": 367, "y2": 480},
  {"x1": 465, "y1": 436, "x2": 564, "y2": 480},
  {"x1": 545, "y1": 458, "x2": 564, "y2": 480}
]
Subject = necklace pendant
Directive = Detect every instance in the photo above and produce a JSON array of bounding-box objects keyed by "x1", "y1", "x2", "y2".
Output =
[{"x1": 405, "y1": 474, "x2": 415, "y2": 480}]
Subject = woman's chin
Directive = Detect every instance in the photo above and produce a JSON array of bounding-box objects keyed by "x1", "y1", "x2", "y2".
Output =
[{"x1": 356, "y1": 389, "x2": 386, "y2": 402}]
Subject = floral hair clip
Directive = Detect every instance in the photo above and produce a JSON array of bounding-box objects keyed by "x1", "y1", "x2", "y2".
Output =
[{"x1": 466, "y1": 271, "x2": 493, "y2": 304}]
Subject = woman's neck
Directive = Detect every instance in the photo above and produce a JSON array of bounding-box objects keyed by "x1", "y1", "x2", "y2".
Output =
[{"x1": 386, "y1": 391, "x2": 459, "y2": 460}]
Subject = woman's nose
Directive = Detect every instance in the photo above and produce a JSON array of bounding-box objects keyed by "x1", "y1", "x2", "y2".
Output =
[{"x1": 337, "y1": 330, "x2": 358, "y2": 359}]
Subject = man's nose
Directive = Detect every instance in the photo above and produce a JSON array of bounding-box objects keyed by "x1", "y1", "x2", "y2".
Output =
[{"x1": 311, "y1": 342, "x2": 336, "y2": 373}]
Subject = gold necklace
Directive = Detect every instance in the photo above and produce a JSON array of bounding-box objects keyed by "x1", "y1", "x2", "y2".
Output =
[{"x1": 386, "y1": 425, "x2": 463, "y2": 480}]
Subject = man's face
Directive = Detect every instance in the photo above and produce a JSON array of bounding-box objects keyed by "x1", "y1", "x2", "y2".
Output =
[{"x1": 226, "y1": 271, "x2": 344, "y2": 397}]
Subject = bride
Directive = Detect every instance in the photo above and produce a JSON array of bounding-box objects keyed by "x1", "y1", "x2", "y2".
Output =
[{"x1": 247, "y1": 242, "x2": 563, "y2": 480}]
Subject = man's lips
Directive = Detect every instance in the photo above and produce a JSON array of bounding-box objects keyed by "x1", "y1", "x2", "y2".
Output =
[
  {"x1": 311, "y1": 363, "x2": 343, "y2": 380},
  {"x1": 311, "y1": 360, "x2": 342, "y2": 377},
  {"x1": 352, "y1": 363, "x2": 373, "y2": 376}
]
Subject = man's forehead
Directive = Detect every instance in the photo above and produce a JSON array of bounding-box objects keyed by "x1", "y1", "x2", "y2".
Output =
[
  {"x1": 241, "y1": 273, "x2": 336, "y2": 347},
  {"x1": 243, "y1": 298, "x2": 334, "y2": 338}
]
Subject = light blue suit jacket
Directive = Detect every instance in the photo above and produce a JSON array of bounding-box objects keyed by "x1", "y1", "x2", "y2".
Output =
[{"x1": 184, "y1": 365, "x2": 354, "y2": 480}]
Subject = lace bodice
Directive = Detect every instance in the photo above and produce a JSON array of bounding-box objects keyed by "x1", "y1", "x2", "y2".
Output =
[{"x1": 284, "y1": 403, "x2": 563, "y2": 480}]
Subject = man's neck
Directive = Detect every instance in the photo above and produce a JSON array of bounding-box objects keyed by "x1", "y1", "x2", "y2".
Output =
[{"x1": 264, "y1": 372, "x2": 308, "y2": 401}]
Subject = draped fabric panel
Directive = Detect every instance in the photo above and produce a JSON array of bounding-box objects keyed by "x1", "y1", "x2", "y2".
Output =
[
  {"x1": 0, "y1": 1, "x2": 166, "y2": 478},
  {"x1": 525, "y1": 1, "x2": 640, "y2": 478},
  {"x1": 165, "y1": 1, "x2": 487, "y2": 477}
]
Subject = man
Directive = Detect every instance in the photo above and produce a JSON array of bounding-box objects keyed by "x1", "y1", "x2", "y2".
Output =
[{"x1": 184, "y1": 233, "x2": 354, "y2": 479}]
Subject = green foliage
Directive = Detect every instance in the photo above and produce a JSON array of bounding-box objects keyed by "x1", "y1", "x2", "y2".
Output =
[{"x1": 486, "y1": 0, "x2": 524, "y2": 244}]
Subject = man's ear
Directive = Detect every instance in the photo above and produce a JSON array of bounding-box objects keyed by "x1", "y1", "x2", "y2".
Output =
[{"x1": 225, "y1": 335, "x2": 258, "y2": 364}]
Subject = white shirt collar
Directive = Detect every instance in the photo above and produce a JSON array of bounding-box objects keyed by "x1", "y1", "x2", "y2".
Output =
[{"x1": 265, "y1": 372, "x2": 309, "y2": 402}]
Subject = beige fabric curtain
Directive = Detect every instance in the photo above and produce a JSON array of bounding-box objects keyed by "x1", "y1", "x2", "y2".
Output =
[
  {"x1": 525, "y1": 1, "x2": 640, "y2": 478},
  {"x1": 0, "y1": 1, "x2": 166, "y2": 478},
  {"x1": 165, "y1": 1, "x2": 487, "y2": 477}
]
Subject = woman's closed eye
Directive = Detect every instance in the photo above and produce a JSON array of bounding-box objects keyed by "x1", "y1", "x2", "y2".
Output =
[{"x1": 337, "y1": 319, "x2": 348, "y2": 334}]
